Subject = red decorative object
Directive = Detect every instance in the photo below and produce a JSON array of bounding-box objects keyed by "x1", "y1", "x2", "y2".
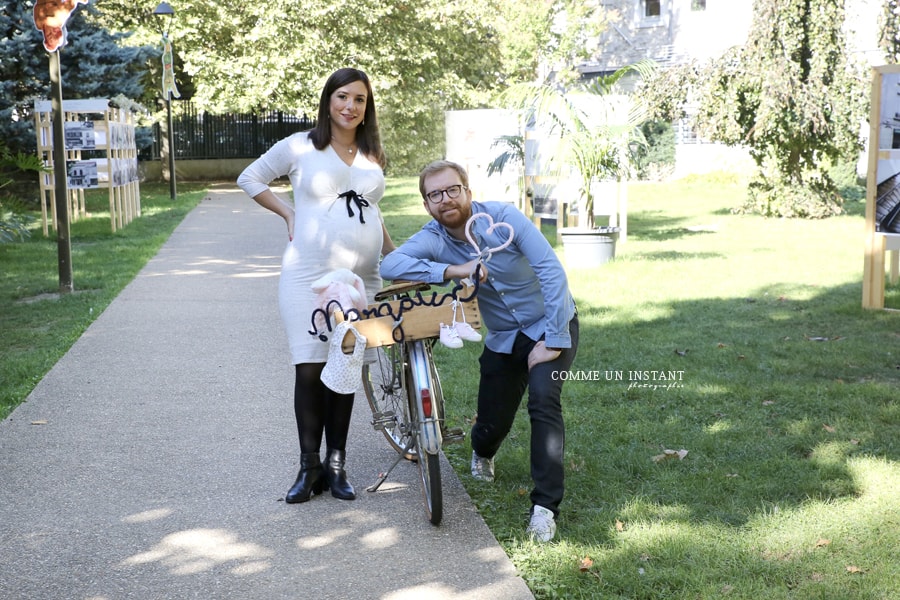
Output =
[{"x1": 33, "y1": 0, "x2": 89, "y2": 52}]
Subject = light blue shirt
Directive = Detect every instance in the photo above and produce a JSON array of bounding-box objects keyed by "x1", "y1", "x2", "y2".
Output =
[{"x1": 380, "y1": 201, "x2": 575, "y2": 354}]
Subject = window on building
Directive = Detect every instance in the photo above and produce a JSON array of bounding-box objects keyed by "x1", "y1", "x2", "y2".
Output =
[
  {"x1": 645, "y1": 0, "x2": 661, "y2": 17},
  {"x1": 691, "y1": 0, "x2": 706, "y2": 10}
]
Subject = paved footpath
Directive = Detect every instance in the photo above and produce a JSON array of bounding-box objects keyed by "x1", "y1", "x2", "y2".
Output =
[{"x1": 0, "y1": 185, "x2": 534, "y2": 600}]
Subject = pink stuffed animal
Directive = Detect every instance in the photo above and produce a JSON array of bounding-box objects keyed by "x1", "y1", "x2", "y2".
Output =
[{"x1": 311, "y1": 269, "x2": 367, "y2": 333}]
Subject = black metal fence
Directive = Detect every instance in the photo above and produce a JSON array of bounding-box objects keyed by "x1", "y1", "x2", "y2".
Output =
[{"x1": 139, "y1": 100, "x2": 316, "y2": 161}]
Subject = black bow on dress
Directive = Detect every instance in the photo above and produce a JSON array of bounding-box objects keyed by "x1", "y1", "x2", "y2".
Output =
[{"x1": 338, "y1": 190, "x2": 369, "y2": 224}]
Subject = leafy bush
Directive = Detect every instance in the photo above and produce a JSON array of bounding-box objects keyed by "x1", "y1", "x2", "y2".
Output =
[
  {"x1": 0, "y1": 209, "x2": 33, "y2": 243},
  {"x1": 634, "y1": 119, "x2": 675, "y2": 180},
  {"x1": 740, "y1": 173, "x2": 843, "y2": 218},
  {"x1": 829, "y1": 160, "x2": 866, "y2": 202},
  {"x1": 0, "y1": 143, "x2": 45, "y2": 242}
]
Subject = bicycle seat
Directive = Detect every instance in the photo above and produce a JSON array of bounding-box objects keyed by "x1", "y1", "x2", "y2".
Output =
[{"x1": 374, "y1": 281, "x2": 431, "y2": 301}]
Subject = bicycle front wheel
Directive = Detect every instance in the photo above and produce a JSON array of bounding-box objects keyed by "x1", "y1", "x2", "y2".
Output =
[
  {"x1": 408, "y1": 341, "x2": 443, "y2": 525},
  {"x1": 362, "y1": 345, "x2": 416, "y2": 461},
  {"x1": 417, "y1": 448, "x2": 443, "y2": 525}
]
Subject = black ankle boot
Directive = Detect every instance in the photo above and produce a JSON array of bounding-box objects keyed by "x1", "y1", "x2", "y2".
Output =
[
  {"x1": 323, "y1": 448, "x2": 356, "y2": 500},
  {"x1": 285, "y1": 453, "x2": 325, "y2": 504}
]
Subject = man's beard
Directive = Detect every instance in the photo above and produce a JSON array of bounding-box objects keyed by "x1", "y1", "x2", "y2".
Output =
[{"x1": 432, "y1": 203, "x2": 471, "y2": 230}]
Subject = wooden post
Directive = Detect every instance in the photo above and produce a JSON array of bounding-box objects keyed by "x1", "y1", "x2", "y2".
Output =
[
  {"x1": 49, "y1": 51, "x2": 73, "y2": 294},
  {"x1": 862, "y1": 65, "x2": 900, "y2": 309}
]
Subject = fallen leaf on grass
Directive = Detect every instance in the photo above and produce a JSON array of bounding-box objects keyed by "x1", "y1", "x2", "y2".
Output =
[
  {"x1": 823, "y1": 423, "x2": 836, "y2": 433},
  {"x1": 717, "y1": 342, "x2": 727, "y2": 348},
  {"x1": 615, "y1": 519, "x2": 625, "y2": 532},
  {"x1": 814, "y1": 538, "x2": 831, "y2": 548},
  {"x1": 578, "y1": 557, "x2": 602, "y2": 580},
  {"x1": 846, "y1": 565, "x2": 865, "y2": 574},
  {"x1": 851, "y1": 439, "x2": 860, "y2": 445},
  {"x1": 652, "y1": 449, "x2": 688, "y2": 463}
]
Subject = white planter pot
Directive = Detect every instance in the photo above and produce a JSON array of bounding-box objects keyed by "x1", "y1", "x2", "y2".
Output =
[{"x1": 560, "y1": 226, "x2": 619, "y2": 269}]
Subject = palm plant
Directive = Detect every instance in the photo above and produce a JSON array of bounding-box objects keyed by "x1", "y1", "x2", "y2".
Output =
[
  {"x1": 498, "y1": 60, "x2": 655, "y2": 229},
  {"x1": 486, "y1": 134, "x2": 527, "y2": 210}
]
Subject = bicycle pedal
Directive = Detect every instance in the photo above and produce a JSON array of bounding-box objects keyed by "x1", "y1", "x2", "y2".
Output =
[
  {"x1": 441, "y1": 427, "x2": 466, "y2": 445},
  {"x1": 371, "y1": 412, "x2": 396, "y2": 431}
]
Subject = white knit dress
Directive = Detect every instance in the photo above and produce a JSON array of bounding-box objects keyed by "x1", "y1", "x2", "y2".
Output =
[{"x1": 237, "y1": 132, "x2": 385, "y2": 364}]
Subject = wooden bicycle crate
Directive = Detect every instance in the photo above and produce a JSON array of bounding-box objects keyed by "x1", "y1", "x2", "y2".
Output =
[{"x1": 334, "y1": 284, "x2": 481, "y2": 352}]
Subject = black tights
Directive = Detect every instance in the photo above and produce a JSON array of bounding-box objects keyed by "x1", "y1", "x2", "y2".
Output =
[{"x1": 293, "y1": 363, "x2": 355, "y2": 454}]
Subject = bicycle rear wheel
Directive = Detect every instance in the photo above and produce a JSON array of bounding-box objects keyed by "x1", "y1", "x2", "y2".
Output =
[{"x1": 362, "y1": 345, "x2": 416, "y2": 461}]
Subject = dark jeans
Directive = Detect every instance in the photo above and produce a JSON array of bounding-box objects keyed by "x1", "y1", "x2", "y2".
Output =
[{"x1": 470, "y1": 316, "x2": 579, "y2": 517}]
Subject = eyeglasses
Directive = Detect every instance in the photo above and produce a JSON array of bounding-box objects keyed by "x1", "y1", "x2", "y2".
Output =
[{"x1": 425, "y1": 184, "x2": 466, "y2": 204}]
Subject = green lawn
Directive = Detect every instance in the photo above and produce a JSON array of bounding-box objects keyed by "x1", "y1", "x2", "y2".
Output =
[
  {"x1": 424, "y1": 176, "x2": 900, "y2": 600},
  {"x1": 2, "y1": 174, "x2": 899, "y2": 599},
  {"x1": 0, "y1": 182, "x2": 205, "y2": 419}
]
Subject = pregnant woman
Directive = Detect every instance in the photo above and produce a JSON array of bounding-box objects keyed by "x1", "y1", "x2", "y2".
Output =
[{"x1": 238, "y1": 68, "x2": 395, "y2": 504}]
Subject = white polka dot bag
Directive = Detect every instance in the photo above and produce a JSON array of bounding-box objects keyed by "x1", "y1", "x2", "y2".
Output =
[{"x1": 320, "y1": 321, "x2": 368, "y2": 395}]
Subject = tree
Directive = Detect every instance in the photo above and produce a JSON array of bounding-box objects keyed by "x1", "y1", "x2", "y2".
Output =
[
  {"x1": 879, "y1": 0, "x2": 900, "y2": 62},
  {"x1": 491, "y1": 0, "x2": 611, "y2": 87},
  {"x1": 700, "y1": 0, "x2": 866, "y2": 217},
  {"x1": 91, "y1": 0, "x2": 507, "y2": 174},
  {"x1": 0, "y1": 1, "x2": 155, "y2": 159},
  {"x1": 92, "y1": 0, "x2": 616, "y2": 175}
]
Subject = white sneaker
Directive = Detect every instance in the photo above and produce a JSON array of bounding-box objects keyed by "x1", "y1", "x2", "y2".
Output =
[
  {"x1": 439, "y1": 323, "x2": 463, "y2": 349},
  {"x1": 452, "y1": 300, "x2": 482, "y2": 342},
  {"x1": 470, "y1": 451, "x2": 495, "y2": 482},
  {"x1": 454, "y1": 321, "x2": 482, "y2": 342},
  {"x1": 526, "y1": 505, "x2": 556, "y2": 542}
]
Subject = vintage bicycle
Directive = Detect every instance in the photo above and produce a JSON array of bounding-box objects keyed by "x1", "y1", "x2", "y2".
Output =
[{"x1": 330, "y1": 279, "x2": 480, "y2": 525}]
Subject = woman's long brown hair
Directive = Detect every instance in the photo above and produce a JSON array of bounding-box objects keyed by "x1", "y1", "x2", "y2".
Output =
[{"x1": 309, "y1": 68, "x2": 386, "y2": 170}]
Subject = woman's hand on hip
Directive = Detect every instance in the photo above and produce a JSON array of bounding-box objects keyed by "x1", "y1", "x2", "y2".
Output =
[{"x1": 286, "y1": 210, "x2": 295, "y2": 242}]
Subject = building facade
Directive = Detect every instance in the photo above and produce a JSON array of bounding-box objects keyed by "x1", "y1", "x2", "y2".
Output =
[
  {"x1": 578, "y1": 0, "x2": 885, "y2": 176},
  {"x1": 581, "y1": 0, "x2": 882, "y2": 76}
]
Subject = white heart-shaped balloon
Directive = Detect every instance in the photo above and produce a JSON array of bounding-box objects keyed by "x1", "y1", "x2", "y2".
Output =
[{"x1": 465, "y1": 212, "x2": 514, "y2": 260}]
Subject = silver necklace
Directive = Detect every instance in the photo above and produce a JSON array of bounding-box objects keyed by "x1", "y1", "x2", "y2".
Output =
[{"x1": 331, "y1": 137, "x2": 355, "y2": 154}]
